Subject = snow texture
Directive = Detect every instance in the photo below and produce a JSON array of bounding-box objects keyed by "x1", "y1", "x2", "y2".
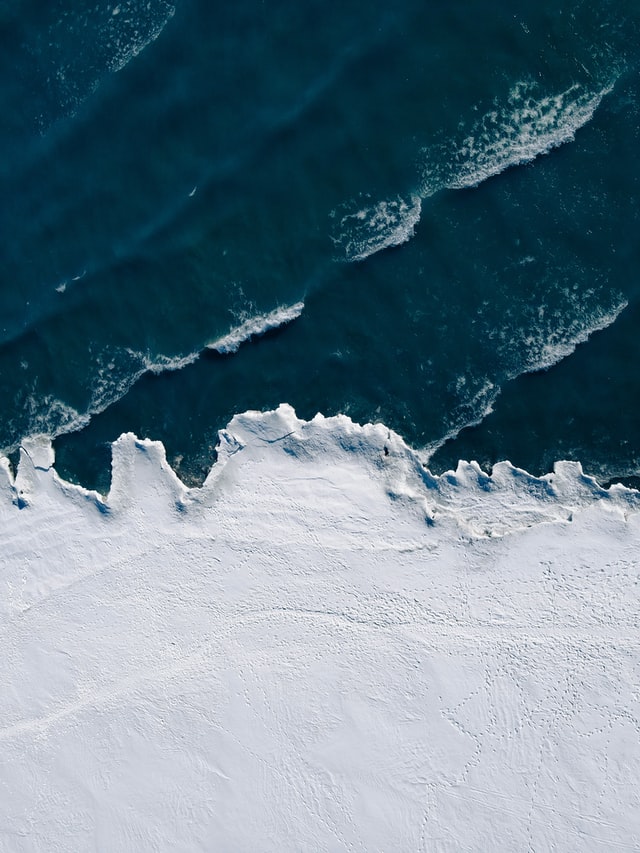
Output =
[{"x1": 1, "y1": 405, "x2": 639, "y2": 852}]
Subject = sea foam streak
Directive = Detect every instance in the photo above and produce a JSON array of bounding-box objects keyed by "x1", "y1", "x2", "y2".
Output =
[
  {"x1": 333, "y1": 80, "x2": 613, "y2": 262},
  {"x1": 106, "y1": 0, "x2": 176, "y2": 74},
  {"x1": 34, "y1": 0, "x2": 175, "y2": 126},
  {"x1": 2, "y1": 407, "x2": 640, "y2": 851},
  {"x1": 439, "y1": 81, "x2": 613, "y2": 190},
  {"x1": 207, "y1": 301, "x2": 305, "y2": 354},
  {"x1": 5, "y1": 302, "x2": 305, "y2": 453},
  {"x1": 520, "y1": 297, "x2": 628, "y2": 373},
  {"x1": 329, "y1": 194, "x2": 422, "y2": 263},
  {"x1": 422, "y1": 296, "x2": 628, "y2": 462}
]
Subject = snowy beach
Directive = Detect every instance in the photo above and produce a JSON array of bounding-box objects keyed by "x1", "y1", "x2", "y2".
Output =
[{"x1": 2, "y1": 407, "x2": 639, "y2": 850}]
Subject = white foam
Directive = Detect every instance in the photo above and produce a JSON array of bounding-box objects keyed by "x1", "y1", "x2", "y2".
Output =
[
  {"x1": 126, "y1": 348, "x2": 201, "y2": 375},
  {"x1": 332, "y1": 80, "x2": 613, "y2": 262},
  {"x1": 439, "y1": 80, "x2": 614, "y2": 191},
  {"x1": 106, "y1": 1, "x2": 176, "y2": 74},
  {"x1": 330, "y1": 194, "x2": 422, "y2": 262},
  {"x1": 5, "y1": 301, "x2": 305, "y2": 455},
  {"x1": 12, "y1": 394, "x2": 90, "y2": 453},
  {"x1": 422, "y1": 377, "x2": 500, "y2": 462},
  {"x1": 35, "y1": 0, "x2": 175, "y2": 124},
  {"x1": 421, "y1": 297, "x2": 628, "y2": 462},
  {"x1": 520, "y1": 297, "x2": 628, "y2": 373},
  {"x1": 1, "y1": 405, "x2": 640, "y2": 851},
  {"x1": 207, "y1": 301, "x2": 305, "y2": 354},
  {"x1": 77, "y1": 345, "x2": 201, "y2": 431},
  {"x1": 1, "y1": 348, "x2": 198, "y2": 458}
]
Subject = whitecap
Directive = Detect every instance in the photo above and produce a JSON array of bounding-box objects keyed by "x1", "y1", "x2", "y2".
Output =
[
  {"x1": 437, "y1": 80, "x2": 614, "y2": 191},
  {"x1": 126, "y1": 350, "x2": 201, "y2": 375},
  {"x1": 207, "y1": 301, "x2": 305, "y2": 354},
  {"x1": 6, "y1": 301, "x2": 306, "y2": 452},
  {"x1": 333, "y1": 79, "x2": 614, "y2": 262},
  {"x1": 422, "y1": 296, "x2": 628, "y2": 463},
  {"x1": 85, "y1": 345, "x2": 203, "y2": 424},
  {"x1": 6, "y1": 395, "x2": 91, "y2": 455},
  {"x1": 519, "y1": 297, "x2": 628, "y2": 373},
  {"x1": 330, "y1": 194, "x2": 422, "y2": 262},
  {"x1": 34, "y1": 0, "x2": 176, "y2": 125}
]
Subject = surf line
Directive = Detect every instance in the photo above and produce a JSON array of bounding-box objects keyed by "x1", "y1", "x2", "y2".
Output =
[
  {"x1": 332, "y1": 80, "x2": 616, "y2": 263},
  {"x1": 15, "y1": 301, "x2": 307, "y2": 451},
  {"x1": 206, "y1": 301, "x2": 305, "y2": 355}
]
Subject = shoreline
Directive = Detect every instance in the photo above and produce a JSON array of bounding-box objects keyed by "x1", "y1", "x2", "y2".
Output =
[{"x1": 1, "y1": 404, "x2": 639, "y2": 850}]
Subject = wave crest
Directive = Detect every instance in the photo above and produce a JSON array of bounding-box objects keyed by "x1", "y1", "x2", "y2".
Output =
[
  {"x1": 435, "y1": 81, "x2": 613, "y2": 191},
  {"x1": 33, "y1": 0, "x2": 175, "y2": 127},
  {"x1": 333, "y1": 79, "x2": 614, "y2": 262},
  {"x1": 3, "y1": 301, "x2": 306, "y2": 453},
  {"x1": 207, "y1": 302, "x2": 305, "y2": 354},
  {"x1": 329, "y1": 195, "x2": 422, "y2": 263}
]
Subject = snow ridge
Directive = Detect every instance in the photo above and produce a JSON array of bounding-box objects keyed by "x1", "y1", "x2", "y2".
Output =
[
  {"x1": 6, "y1": 404, "x2": 639, "y2": 534},
  {"x1": 2, "y1": 406, "x2": 640, "y2": 852}
]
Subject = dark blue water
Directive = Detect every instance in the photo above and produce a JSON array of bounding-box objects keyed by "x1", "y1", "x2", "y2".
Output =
[{"x1": 1, "y1": 0, "x2": 639, "y2": 491}]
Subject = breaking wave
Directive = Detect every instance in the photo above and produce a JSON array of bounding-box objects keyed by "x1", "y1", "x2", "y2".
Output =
[
  {"x1": 422, "y1": 296, "x2": 628, "y2": 462},
  {"x1": 85, "y1": 301, "x2": 305, "y2": 433},
  {"x1": 435, "y1": 81, "x2": 613, "y2": 191},
  {"x1": 5, "y1": 301, "x2": 306, "y2": 452},
  {"x1": 329, "y1": 195, "x2": 422, "y2": 263},
  {"x1": 207, "y1": 302, "x2": 305, "y2": 354},
  {"x1": 15, "y1": 395, "x2": 90, "y2": 450},
  {"x1": 519, "y1": 297, "x2": 628, "y2": 373},
  {"x1": 332, "y1": 80, "x2": 614, "y2": 262},
  {"x1": 33, "y1": 0, "x2": 175, "y2": 126}
]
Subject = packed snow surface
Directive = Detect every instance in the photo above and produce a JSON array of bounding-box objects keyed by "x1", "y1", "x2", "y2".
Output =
[{"x1": 1, "y1": 405, "x2": 639, "y2": 851}]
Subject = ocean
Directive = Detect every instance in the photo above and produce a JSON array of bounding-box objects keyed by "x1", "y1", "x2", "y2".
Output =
[{"x1": 1, "y1": 0, "x2": 639, "y2": 492}]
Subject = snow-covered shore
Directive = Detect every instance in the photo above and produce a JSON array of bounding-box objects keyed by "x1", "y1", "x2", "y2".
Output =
[{"x1": 1, "y1": 404, "x2": 639, "y2": 851}]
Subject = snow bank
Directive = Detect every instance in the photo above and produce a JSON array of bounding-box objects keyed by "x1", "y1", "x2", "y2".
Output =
[{"x1": 1, "y1": 406, "x2": 639, "y2": 851}]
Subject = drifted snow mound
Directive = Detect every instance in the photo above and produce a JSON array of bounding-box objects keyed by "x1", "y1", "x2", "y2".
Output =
[{"x1": 1, "y1": 404, "x2": 639, "y2": 852}]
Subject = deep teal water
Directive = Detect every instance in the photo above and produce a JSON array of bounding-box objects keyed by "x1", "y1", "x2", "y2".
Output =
[{"x1": 1, "y1": 0, "x2": 639, "y2": 491}]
